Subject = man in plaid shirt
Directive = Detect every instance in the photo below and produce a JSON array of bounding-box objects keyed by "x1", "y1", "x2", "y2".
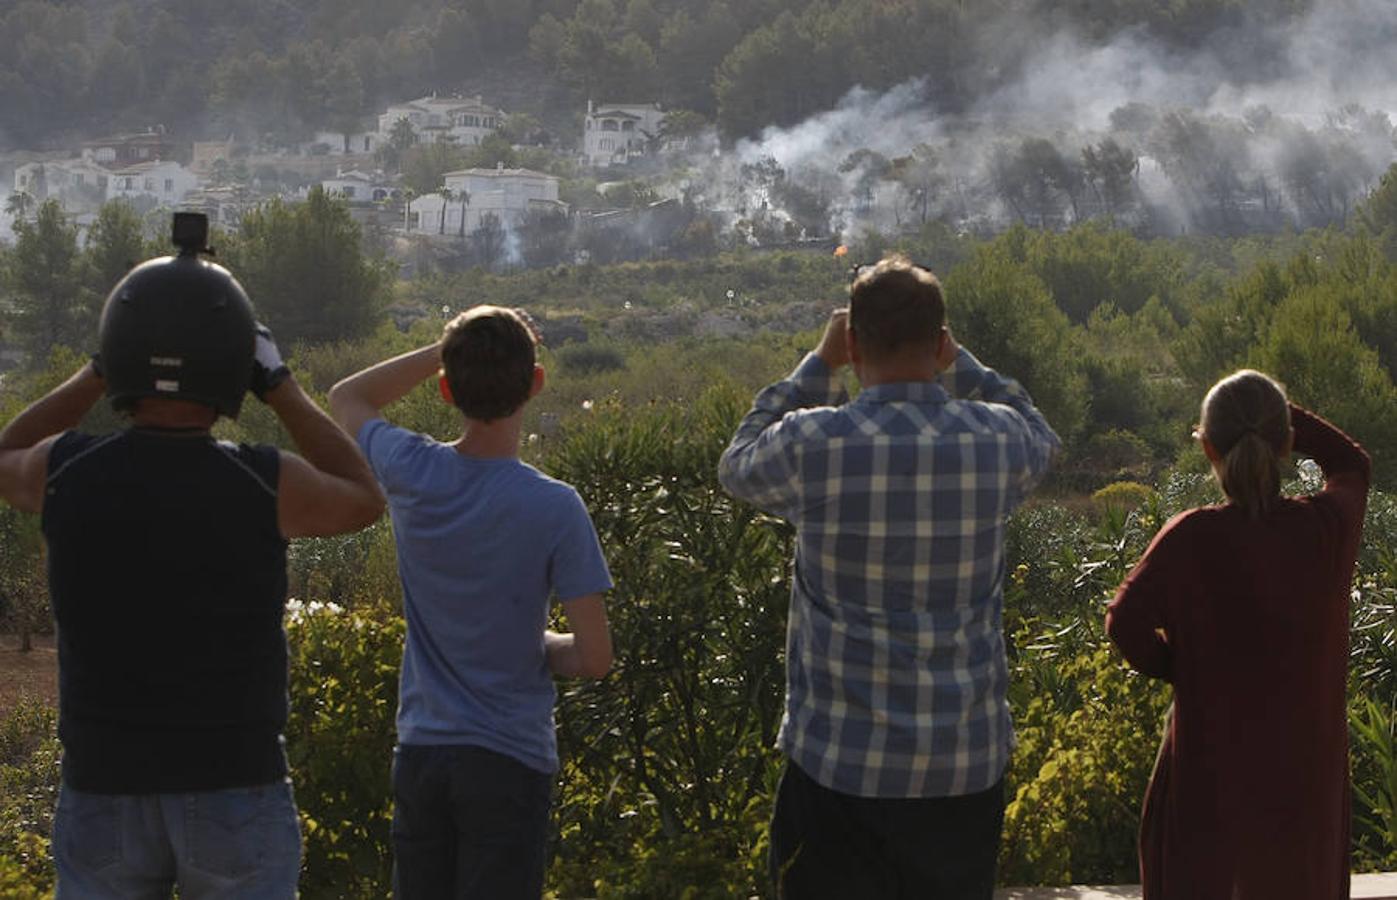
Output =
[{"x1": 718, "y1": 257, "x2": 1060, "y2": 898}]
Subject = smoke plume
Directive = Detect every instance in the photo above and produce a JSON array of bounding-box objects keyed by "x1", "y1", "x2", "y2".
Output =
[{"x1": 676, "y1": 0, "x2": 1397, "y2": 241}]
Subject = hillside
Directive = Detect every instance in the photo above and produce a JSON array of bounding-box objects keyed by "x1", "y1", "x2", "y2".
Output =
[{"x1": 0, "y1": 0, "x2": 1322, "y2": 149}]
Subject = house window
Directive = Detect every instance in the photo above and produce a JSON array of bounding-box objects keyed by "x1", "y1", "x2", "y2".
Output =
[
  {"x1": 164, "y1": 179, "x2": 174, "y2": 192},
  {"x1": 622, "y1": 121, "x2": 634, "y2": 131},
  {"x1": 602, "y1": 120, "x2": 619, "y2": 132},
  {"x1": 75, "y1": 174, "x2": 84, "y2": 185},
  {"x1": 344, "y1": 186, "x2": 356, "y2": 198},
  {"x1": 98, "y1": 176, "x2": 108, "y2": 189},
  {"x1": 585, "y1": 120, "x2": 592, "y2": 130},
  {"x1": 123, "y1": 177, "x2": 134, "y2": 189},
  {"x1": 364, "y1": 136, "x2": 371, "y2": 151}
]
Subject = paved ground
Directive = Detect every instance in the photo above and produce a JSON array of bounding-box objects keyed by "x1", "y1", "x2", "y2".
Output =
[
  {"x1": 996, "y1": 873, "x2": 1397, "y2": 899},
  {"x1": 0, "y1": 633, "x2": 58, "y2": 717}
]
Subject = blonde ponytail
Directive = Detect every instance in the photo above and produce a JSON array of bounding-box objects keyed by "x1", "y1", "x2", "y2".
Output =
[
  {"x1": 1200, "y1": 370, "x2": 1290, "y2": 519},
  {"x1": 1218, "y1": 431, "x2": 1282, "y2": 518}
]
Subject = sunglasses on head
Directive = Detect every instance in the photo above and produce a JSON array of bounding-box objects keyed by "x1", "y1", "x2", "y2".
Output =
[{"x1": 847, "y1": 261, "x2": 937, "y2": 283}]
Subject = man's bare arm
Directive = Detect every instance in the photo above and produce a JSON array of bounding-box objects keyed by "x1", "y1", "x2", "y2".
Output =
[
  {"x1": 0, "y1": 362, "x2": 105, "y2": 513},
  {"x1": 328, "y1": 343, "x2": 443, "y2": 438},
  {"x1": 545, "y1": 594, "x2": 612, "y2": 679},
  {"x1": 269, "y1": 376, "x2": 386, "y2": 538}
]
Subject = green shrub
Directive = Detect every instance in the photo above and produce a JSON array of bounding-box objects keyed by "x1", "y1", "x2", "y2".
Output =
[
  {"x1": 1350, "y1": 695, "x2": 1397, "y2": 869},
  {"x1": 0, "y1": 850, "x2": 48, "y2": 900},
  {"x1": 283, "y1": 601, "x2": 404, "y2": 899},
  {"x1": 557, "y1": 342, "x2": 627, "y2": 376},
  {"x1": 1000, "y1": 643, "x2": 1170, "y2": 885},
  {"x1": 0, "y1": 701, "x2": 58, "y2": 893},
  {"x1": 1091, "y1": 481, "x2": 1156, "y2": 517}
]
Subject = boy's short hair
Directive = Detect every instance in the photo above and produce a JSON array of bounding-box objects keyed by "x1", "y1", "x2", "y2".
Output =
[
  {"x1": 440, "y1": 306, "x2": 538, "y2": 422},
  {"x1": 848, "y1": 256, "x2": 945, "y2": 361}
]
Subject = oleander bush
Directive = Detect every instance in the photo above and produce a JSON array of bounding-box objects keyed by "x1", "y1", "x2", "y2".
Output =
[{"x1": 543, "y1": 386, "x2": 790, "y2": 898}]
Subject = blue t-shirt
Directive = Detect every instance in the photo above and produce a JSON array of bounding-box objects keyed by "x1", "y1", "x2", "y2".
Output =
[{"x1": 360, "y1": 419, "x2": 613, "y2": 773}]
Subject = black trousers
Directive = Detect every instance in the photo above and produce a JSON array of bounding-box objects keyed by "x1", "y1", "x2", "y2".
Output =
[
  {"x1": 769, "y1": 760, "x2": 1004, "y2": 900},
  {"x1": 391, "y1": 744, "x2": 552, "y2": 900}
]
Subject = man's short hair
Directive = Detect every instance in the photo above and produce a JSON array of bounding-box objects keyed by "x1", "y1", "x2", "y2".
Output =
[
  {"x1": 848, "y1": 256, "x2": 945, "y2": 361},
  {"x1": 440, "y1": 306, "x2": 538, "y2": 422}
]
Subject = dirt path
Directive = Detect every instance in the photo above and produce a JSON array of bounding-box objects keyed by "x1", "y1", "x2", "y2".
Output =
[{"x1": 0, "y1": 634, "x2": 58, "y2": 717}]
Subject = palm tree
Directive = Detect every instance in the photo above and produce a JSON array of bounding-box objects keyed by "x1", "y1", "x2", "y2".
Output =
[
  {"x1": 457, "y1": 189, "x2": 470, "y2": 238},
  {"x1": 438, "y1": 187, "x2": 453, "y2": 234}
]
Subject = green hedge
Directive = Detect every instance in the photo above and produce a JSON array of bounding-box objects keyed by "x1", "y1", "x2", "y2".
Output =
[{"x1": 0, "y1": 400, "x2": 1394, "y2": 895}]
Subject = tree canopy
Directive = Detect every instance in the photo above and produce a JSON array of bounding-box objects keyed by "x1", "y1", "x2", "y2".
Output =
[
  {"x1": 0, "y1": 0, "x2": 1322, "y2": 147},
  {"x1": 221, "y1": 187, "x2": 393, "y2": 345}
]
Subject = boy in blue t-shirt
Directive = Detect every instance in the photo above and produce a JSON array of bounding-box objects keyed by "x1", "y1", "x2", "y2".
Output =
[{"x1": 329, "y1": 306, "x2": 613, "y2": 899}]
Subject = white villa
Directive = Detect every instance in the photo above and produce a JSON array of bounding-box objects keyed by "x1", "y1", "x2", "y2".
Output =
[
  {"x1": 582, "y1": 101, "x2": 667, "y2": 168},
  {"x1": 320, "y1": 169, "x2": 399, "y2": 203},
  {"x1": 407, "y1": 164, "x2": 564, "y2": 235},
  {"x1": 13, "y1": 158, "x2": 115, "y2": 213},
  {"x1": 15, "y1": 140, "x2": 200, "y2": 214},
  {"x1": 106, "y1": 160, "x2": 200, "y2": 206},
  {"x1": 378, "y1": 95, "x2": 505, "y2": 147}
]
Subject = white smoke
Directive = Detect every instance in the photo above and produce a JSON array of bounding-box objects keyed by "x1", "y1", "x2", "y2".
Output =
[
  {"x1": 734, "y1": 80, "x2": 939, "y2": 170},
  {"x1": 675, "y1": 0, "x2": 1397, "y2": 240},
  {"x1": 0, "y1": 193, "x2": 15, "y2": 244}
]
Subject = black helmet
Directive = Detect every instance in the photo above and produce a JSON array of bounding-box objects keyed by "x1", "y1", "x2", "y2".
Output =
[{"x1": 98, "y1": 253, "x2": 256, "y2": 418}]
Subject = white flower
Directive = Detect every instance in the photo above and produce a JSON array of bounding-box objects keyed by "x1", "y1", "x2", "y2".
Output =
[{"x1": 582, "y1": 400, "x2": 593, "y2": 411}]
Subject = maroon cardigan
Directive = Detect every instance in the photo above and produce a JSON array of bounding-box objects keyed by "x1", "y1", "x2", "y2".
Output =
[{"x1": 1106, "y1": 405, "x2": 1370, "y2": 900}]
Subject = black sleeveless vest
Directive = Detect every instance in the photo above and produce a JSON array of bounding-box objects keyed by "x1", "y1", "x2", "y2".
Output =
[{"x1": 42, "y1": 429, "x2": 290, "y2": 793}]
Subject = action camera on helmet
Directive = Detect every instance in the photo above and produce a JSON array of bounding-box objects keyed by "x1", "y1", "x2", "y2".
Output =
[
  {"x1": 98, "y1": 212, "x2": 256, "y2": 418},
  {"x1": 170, "y1": 211, "x2": 210, "y2": 255}
]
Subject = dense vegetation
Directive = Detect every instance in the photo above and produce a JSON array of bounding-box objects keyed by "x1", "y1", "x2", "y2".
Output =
[
  {"x1": 0, "y1": 0, "x2": 1318, "y2": 147},
  {"x1": 1, "y1": 164, "x2": 1397, "y2": 894}
]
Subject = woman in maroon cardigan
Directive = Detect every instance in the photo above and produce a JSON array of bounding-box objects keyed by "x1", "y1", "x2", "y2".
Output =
[{"x1": 1106, "y1": 369, "x2": 1371, "y2": 900}]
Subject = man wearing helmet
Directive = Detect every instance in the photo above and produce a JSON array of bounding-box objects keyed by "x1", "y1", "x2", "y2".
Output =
[{"x1": 0, "y1": 213, "x2": 385, "y2": 899}]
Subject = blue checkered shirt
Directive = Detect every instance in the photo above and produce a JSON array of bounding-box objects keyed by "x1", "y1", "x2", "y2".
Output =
[{"x1": 718, "y1": 348, "x2": 1060, "y2": 798}]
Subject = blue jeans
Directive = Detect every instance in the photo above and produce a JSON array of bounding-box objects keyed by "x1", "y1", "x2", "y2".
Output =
[
  {"x1": 392, "y1": 744, "x2": 553, "y2": 900},
  {"x1": 53, "y1": 780, "x2": 301, "y2": 900}
]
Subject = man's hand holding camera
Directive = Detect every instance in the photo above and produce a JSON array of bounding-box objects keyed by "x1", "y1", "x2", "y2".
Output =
[
  {"x1": 814, "y1": 308, "x2": 851, "y2": 370},
  {"x1": 250, "y1": 324, "x2": 292, "y2": 401}
]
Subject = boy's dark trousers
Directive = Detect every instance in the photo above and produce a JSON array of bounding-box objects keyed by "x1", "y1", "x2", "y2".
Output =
[
  {"x1": 392, "y1": 744, "x2": 552, "y2": 899},
  {"x1": 769, "y1": 760, "x2": 1004, "y2": 900}
]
